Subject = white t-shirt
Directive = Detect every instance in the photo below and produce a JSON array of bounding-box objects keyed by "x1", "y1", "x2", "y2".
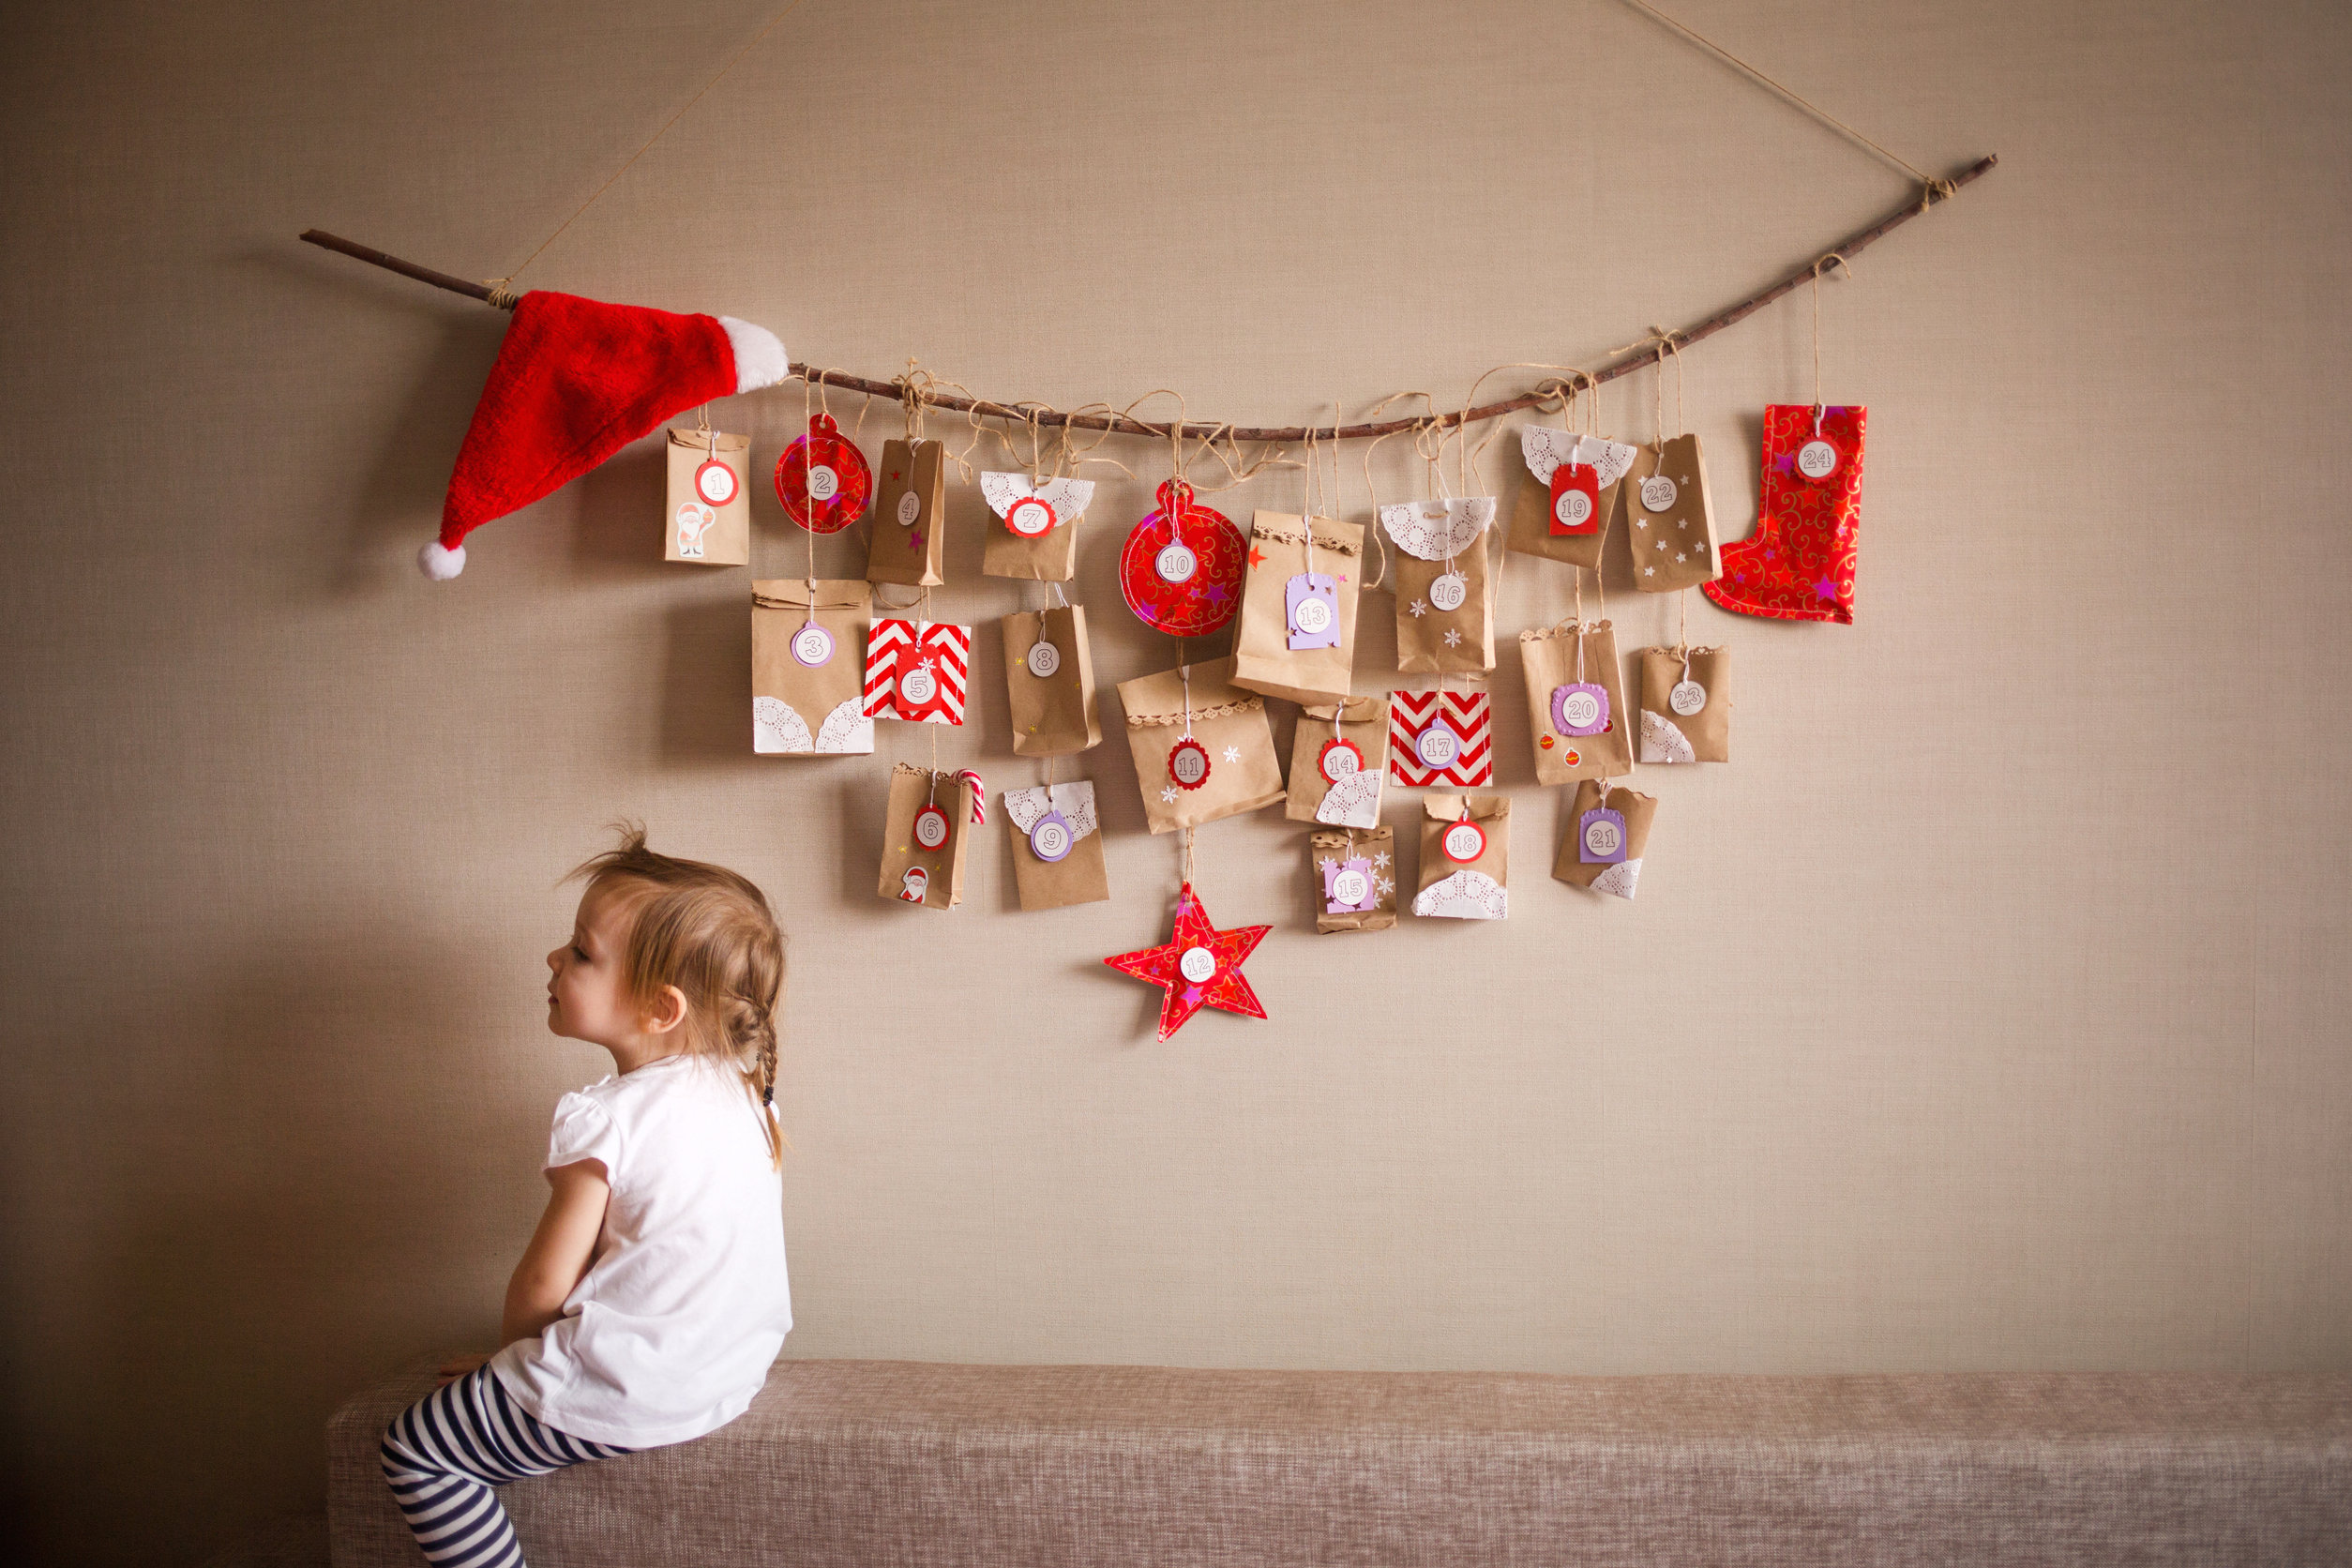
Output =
[{"x1": 491, "y1": 1054, "x2": 791, "y2": 1447}]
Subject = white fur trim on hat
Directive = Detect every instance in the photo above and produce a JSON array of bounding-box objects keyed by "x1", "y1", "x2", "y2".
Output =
[
  {"x1": 719, "y1": 317, "x2": 790, "y2": 393},
  {"x1": 417, "y1": 540, "x2": 466, "y2": 580}
]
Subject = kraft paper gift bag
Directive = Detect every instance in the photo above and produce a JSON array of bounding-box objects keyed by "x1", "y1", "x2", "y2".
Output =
[
  {"x1": 878, "y1": 764, "x2": 979, "y2": 911},
  {"x1": 1637, "y1": 643, "x2": 1730, "y2": 763},
  {"x1": 1002, "y1": 603, "x2": 1100, "y2": 757},
  {"x1": 1517, "y1": 619, "x2": 1629, "y2": 784},
  {"x1": 1002, "y1": 780, "x2": 1109, "y2": 911},
  {"x1": 867, "y1": 439, "x2": 948, "y2": 587},
  {"x1": 1117, "y1": 657, "x2": 1285, "y2": 834},
  {"x1": 863, "y1": 616, "x2": 972, "y2": 725},
  {"x1": 751, "y1": 580, "x2": 875, "y2": 755},
  {"x1": 1229, "y1": 510, "x2": 1364, "y2": 705},
  {"x1": 1312, "y1": 824, "x2": 1397, "y2": 934},
  {"x1": 1624, "y1": 433, "x2": 1720, "y2": 593},
  {"x1": 1412, "y1": 794, "x2": 1510, "y2": 921},
  {"x1": 1382, "y1": 498, "x2": 1498, "y2": 674},
  {"x1": 1387, "y1": 688, "x2": 1495, "y2": 788},
  {"x1": 1286, "y1": 696, "x2": 1388, "y2": 827},
  {"x1": 667, "y1": 427, "x2": 751, "y2": 565},
  {"x1": 1506, "y1": 425, "x2": 1638, "y2": 571},
  {"x1": 1553, "y1": 779, "x2": 1657, "y2": 900},
  {"x1": 981, "y1": 473, "x2": 1095, "y2": 582}
]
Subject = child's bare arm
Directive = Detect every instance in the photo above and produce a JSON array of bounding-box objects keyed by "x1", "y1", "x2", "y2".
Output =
[{"x1": 499, "y1": 1160, "x2": 613, "y2": 1346}]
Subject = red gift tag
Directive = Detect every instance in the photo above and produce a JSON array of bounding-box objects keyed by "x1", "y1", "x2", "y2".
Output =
[
  {"x1": 1549, "y1": 462, "x2": 1601, "y2": 535},
  {"x1": 1317, "y1": 736, "x2": 1364, "y2": 784},
  {"x1": 694, "y1": 458, "x2": 740, "y2": 507},
  {"x1": 1168, "y1": 736, "x2": 1212, "y2": 791},
  {"x1": 775, "y1": 413, "x2": 872, "y2": 535},
  {"x1": 1440, "y1": 819, "x2": 1486, "y2": 863},
  {"x1": 912, "y1": 805, "x2": 950, "y2": 851},
  {"x1": 1119, "y1": 480, "x2": 1246, "y2": 637}
]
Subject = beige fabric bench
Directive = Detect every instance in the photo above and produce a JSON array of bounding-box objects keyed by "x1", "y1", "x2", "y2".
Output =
[{"x1": 329, "y1": 1359, "x2": 2352, "y2": 1566}]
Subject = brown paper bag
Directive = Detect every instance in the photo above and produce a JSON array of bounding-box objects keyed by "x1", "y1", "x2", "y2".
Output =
[
  {"x1": 867, "y1": 439, "x2": 947, "y2": 587},
  {"x1": 1312, "y1": 824, "x2": 1396, "y2": 934},
  {"x1": 1636, "y1": 644, "x2": 1730, "y2": 763},
  {"x1": 667, "y1": 428, "x2": 751, "y2": 565},
  {"x1": 1553, "y1": 780, "x2": 1657, "y2": 900},
  {"x1": 1116, "y1": 657, "x2": 1285, "y2": 834},
  {"x1": 877, "y1": 764, "x2": 978, "y2": 911},
  {"x1": 1624, "y1": 433, "x2": 1719, "y2": 593},
  {"x1": 1411, "y1": 794, "x2": 1510, "y2": 921},
  {"x1": 981, "y1": 474, "x2": 1094, "y2": 582},
  {"x1": 1003, "y1": 781, "x2": 1109, "y2": 911},
  {"x1": 1517, "y1": 619, "x2": 1630, "y2": 784},
  {"x1": 1229, "y1": 511, "x2": 1364, "y2": 705},
  {"x1": 1003, "y1": 604, "x2": 1100, "y2": 756},
  {"x1": 1285, "y1": 696, "x2": 1388, "y2": 827},
  {"x1": 751, "y1": 580, "x2": 874, "y2": 755},
  {"x1": 1381, "y1": 498, "x2": 1498, "y2": 674},
  {"x1": 1505, "y1": 426, "x2": 1639, "y2": 570}
]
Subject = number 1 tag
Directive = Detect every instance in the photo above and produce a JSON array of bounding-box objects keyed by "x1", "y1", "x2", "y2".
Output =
[
  {"x1": 1578, "y1": 807, "x2": 1626, "y2": 865},
  {"x1": 1286, "y1": 572, "x2": 1341, "y2": 650},
  {"x1": 1549, "y1": 463, "x2": 1600, "y2": 535}
]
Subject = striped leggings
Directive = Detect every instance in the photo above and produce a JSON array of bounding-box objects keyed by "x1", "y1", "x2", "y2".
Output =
[{"x1": 381, "y1": 1365, "x2": 633, "y2": 1568}]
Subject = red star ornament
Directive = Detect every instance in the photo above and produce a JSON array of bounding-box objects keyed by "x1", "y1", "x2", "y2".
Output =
[{"x1": 1102, "y1": 882, "x2": 1271, "y2": 1041}]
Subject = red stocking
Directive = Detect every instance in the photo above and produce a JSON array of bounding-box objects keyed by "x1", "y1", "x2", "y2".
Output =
[{"x1": 1703, "y1": 404, "x2": 1866, "y2": 625}]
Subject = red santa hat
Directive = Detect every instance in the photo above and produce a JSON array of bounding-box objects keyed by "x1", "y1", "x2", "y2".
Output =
[{"x1": 422, "y1": 290, "x2": 791, "y2": 579}]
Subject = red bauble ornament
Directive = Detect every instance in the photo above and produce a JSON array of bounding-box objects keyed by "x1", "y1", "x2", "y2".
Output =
[
  {"x1": 1119, "y1": 479, "x2": 1246, "y2": 636},
  {"x1": 1102, "y1": 883, "x2": 1271, "y2": 1041},
  {"x1": 775, "y1": 413, "x2": 872, "y2": 534}
]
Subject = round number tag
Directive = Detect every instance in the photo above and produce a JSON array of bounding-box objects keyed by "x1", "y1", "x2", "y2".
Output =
[
  {"x1": 1292, "y1": 595, "x2": 1333, "y2": 636},
  {"x1": 1584, "y1": 816, "x2": 1623, "y2": 858},
  {"x1": 896, "y1": 490, "x2": 922, "y2": 526},
  {"x1": 1559, "y1": 688, "x2": 1601, "y2": 731},
  {"x1": 1168, "y1": 737, "x2": 1211, "y2": 789},
  {"x1": 790, "y1": 624, "x2": 835, "y2": 668},
  {"x1": 1429, "y1": 572, "x2": 1468, "y2": 612},
  {"x1": 806, "y1": 464, "x2": 839, "y2": 502},
  {"x1": 1318, "y1": 737, "x2": 1363, "y2": 783},
  {"x1": 1029, "y1": 810, "x2": 1073, "y2": 863},
  {"x1": 1330, "y1": 867, "x2": 1370, "y2": 907},
  {"x1": 1025, "y1": 641, "x2": 1062, "y2": 679},
  {"x1": 1155, "y1": 542, "x2": 1199, "y2": 584},
  {"x1": 1007, "y1": 497, "x2": 1056, "y2": 537},
  {"x1": 1554, "y1": 489, "x2": 1593, "y2": 528},
  {"x1": 1178, "y1": 945, "x2": 1217, "y2": 984},
  {"x1": 1796, "y1": 439, "x2": 1839, "y2": 480},
  {"x1": 1441, "y1": 820, "x2": 1485, "y2": 863},
  {"x1": 898, "y1": 663, "x2": 939, "y2": 707},
  {"x1": 1414, "y1": 722, "x2": 1459, "y2": 770},
  {"x1": 1640, "y1": 475, "x2": 1678, "y2": 512},
  {"x1": 694, "y1": 459, "x2": 739, "y2": 506},
  {"x1": 1669, "y1": 679, "x2": 1707, "y2": 716},
  {"x1": 912, "y1": 805, "x2": 950, "y2": 851}
]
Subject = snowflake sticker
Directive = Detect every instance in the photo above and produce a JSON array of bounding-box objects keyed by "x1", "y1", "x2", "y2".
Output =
[
  {"x1": 1371, "y1": 851, "x2": 1391, "y2": 870},
  {"x1": 1441, "y1": 627, "x2": 1462, "y2": 648},
  {"x1": 1160, "y1": 785, "x2": 1180, "y2": 803},
  {"x1": 1376, "y1": 877, "x2": 1395, "y2": 897},
  {"x1": 1408, "y1": 598, "x2": 1428, "y2": 618},
  {"x1": 1222, "y1": 746, "x2": 1241, "y2": 763}
]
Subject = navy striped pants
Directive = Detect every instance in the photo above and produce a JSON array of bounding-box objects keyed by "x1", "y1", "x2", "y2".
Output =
[{"x1": 381, "y1": 1365, "x2": 632, "y2": 1568}]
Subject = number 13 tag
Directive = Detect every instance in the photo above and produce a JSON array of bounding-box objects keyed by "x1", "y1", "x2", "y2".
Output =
[{"x1": 1286, "y1": 572, "x2": 1341, "y2": 650}]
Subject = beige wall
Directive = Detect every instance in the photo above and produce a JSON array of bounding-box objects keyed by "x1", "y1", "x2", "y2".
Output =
[{"x1": 5, "y1": 0, "x2": 2348, "y2": 1559}]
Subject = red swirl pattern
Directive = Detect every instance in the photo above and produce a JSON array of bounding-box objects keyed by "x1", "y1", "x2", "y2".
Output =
[
  {"x1": 774, "y1": 413, "x2": 872, "y2": 535},
  {"x1": 1118, "y1": 480, "x2": 1246, "y2": 637},
  {"x1": 1702, "y1": 404, "x2": 1866, "y2": 625}
]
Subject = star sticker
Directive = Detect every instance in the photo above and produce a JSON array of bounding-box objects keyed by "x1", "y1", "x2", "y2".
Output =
[
  {"x1": 1644, "y1": 566, "x2": 1655, "y2": 576},
  {"x1": 1441, "y1": 628, "x2": 1462, "y2": 647},
  {"x1": 1654, "y1": 540, "x2": 1666, "y2": 550},
  {"x1": 1160, "y1": 785, "x2": 1180, "y2": 803},
  {"x1": 1371, "y1": 851, "x2": 1391, "y2": 869},
  {"x1": 1247, "y1": 546, "x2": 1267, "y2": 569},
  {"x1": 1408, "y1": 598, "x2": 1428, "y2": 617},
  {"x1": 1635, "y1": 519, "x2": 1649, "y2": 529},
  {"x1": 1222, "y1": 746, "x2": 1240, "y2": 763},
  {"x1": 1677, "y1": 519, "x2": 1689, "y2": 528},
  {"x1": 1674, "y1": 551, "x2": 1687, "y2": 563},
  {"x1": 1103, "y1": 884, "x2": 1271, "y2": 1041},
  {"x1": 909, "y1": 530, "x2": 925, "y2": 551},
  {"x1": 1813, "y1": 577, "x2": 1839, "y2": 599}
]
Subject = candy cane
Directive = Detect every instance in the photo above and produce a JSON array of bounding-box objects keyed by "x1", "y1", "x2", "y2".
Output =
[{"x1": 957, "y1": 769, "x2": 987, "y2": 824}]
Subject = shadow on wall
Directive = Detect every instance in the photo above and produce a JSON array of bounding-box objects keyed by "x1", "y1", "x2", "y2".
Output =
[{"x1": 78, "y1": 920, "x2": 548, "y2": 1561}]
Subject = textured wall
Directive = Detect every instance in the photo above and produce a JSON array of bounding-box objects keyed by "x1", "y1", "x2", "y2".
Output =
[{"x1": 4, "y1": 0, "x2": 2347, "y2": 1560}]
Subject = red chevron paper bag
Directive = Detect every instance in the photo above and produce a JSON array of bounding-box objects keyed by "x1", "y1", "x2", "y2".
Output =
[
  {"x1": 1387, "y1": 690, "x2": 1493, "y2": 787},
  {"x1": 863, "y1": 618, "x2": 971, "y2": 725}
]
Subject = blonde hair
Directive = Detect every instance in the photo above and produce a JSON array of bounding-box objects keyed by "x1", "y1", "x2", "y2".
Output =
[{"x1": 569, "y1": 824, "x2": 786, "y2": 1168}]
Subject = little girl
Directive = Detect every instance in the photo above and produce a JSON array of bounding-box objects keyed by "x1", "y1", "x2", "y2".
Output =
[{"x1": 382, "y1": 828, "x2": 792, "y2": 1568}]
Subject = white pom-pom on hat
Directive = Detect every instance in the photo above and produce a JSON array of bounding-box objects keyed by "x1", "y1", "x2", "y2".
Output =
[{"x1": 417, "y1": 540, "x2": 466, "y2": 580}]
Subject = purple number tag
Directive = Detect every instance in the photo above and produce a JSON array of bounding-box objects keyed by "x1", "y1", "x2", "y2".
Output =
[
  {"x1": 1578, "y1": 807, "x2": 1627, "y2": 866},
  {"x1": 1029, "y1": 809, "x2": 1074, "y2": 864},
  {"x1": 1551, "y1": 682, "x2": 1608, "y2": 737},
  {"x1": 1286, "y1": 572, "x2": 1340, "y2": 651},
  {"x1": 1323, "y1": 855, "x2": 1376, "y2": 912}
]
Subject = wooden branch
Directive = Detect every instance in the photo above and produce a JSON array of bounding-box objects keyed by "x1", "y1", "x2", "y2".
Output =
[{"x1": 298, "y1": 153, "x2": 1994, "y2": 444}]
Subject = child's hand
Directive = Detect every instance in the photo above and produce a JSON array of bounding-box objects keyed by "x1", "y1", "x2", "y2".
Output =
[{"x1": 436, "y1": 1353, "x2": 490, "y2": 1387}]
